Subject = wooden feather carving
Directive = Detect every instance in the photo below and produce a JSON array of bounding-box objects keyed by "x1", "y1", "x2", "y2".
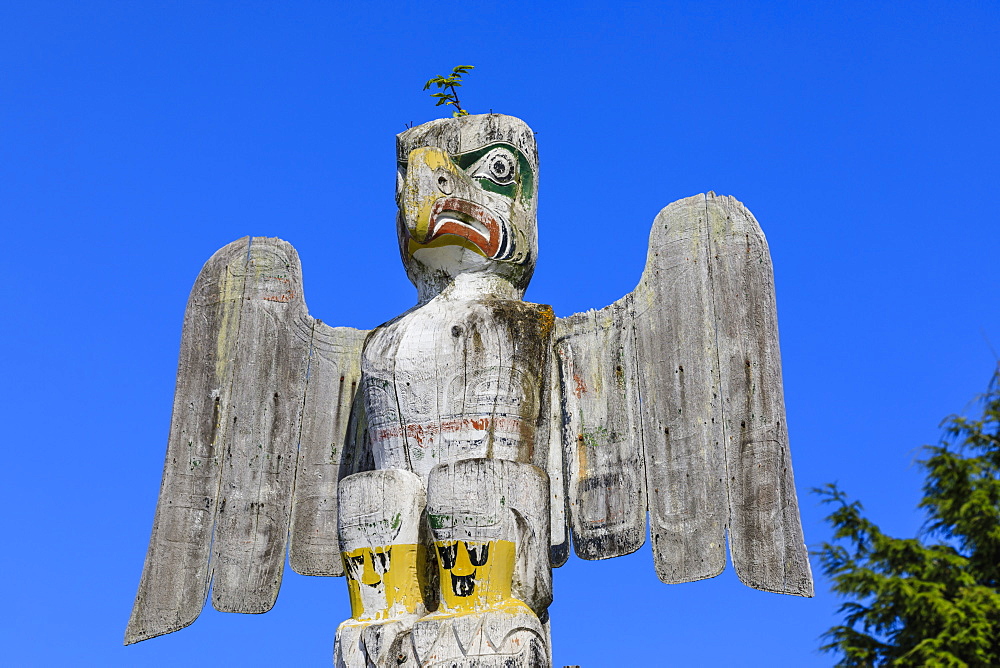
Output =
[{"x1": 127, "y1": 115, "x2": 813, "y2": 668}]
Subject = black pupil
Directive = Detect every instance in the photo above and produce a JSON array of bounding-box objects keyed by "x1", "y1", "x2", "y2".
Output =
[{"x1": 492, "y1": 159, "x2": 508, "y2": 177}]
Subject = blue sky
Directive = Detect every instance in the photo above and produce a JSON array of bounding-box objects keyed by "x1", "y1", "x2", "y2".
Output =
[{"x1": 3, "y1": 1, "x2": 999, "y2": 665}]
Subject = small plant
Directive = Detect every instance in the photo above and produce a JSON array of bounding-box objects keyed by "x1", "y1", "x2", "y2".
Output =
[{"x1": 424, "y1": 65, "x2": 474, "y2": 117}]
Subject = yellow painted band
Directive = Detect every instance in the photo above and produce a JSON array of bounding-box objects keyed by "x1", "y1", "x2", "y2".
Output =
[
  {"x1": 436, "y1": 539, "x2": 518, "y2": 613},
  {"x1": 342, "y1": 544, "x2": 425, "y2": 621}
]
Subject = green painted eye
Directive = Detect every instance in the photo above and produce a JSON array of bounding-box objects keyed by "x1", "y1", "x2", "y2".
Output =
[
  {"x1": 467, "y1": 148, "x2": 518, "y2": 199},
  {"x1": 455, "y1": 143, "x2": 535, "y2": 204}
]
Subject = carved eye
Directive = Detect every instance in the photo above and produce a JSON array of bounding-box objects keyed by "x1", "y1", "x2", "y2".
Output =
[
  {"x1": 489, "y1": 155, "x2": 513, "y2": 182},
  {"x1": 471, "y1": 148, "x2": 517, "y2": 186}
]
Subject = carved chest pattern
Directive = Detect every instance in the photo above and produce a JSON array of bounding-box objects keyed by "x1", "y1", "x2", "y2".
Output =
[{"x1": 362, "y1": 297, "x2": 552, "y2": 479}]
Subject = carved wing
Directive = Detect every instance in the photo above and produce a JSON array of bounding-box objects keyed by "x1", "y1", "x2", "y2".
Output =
[
  {"x1": 125, "y1": 236, "x2": 370, "y2": 644},
  {"x1": 551, "y1": 193, "x2": 813, "y2": 596}
]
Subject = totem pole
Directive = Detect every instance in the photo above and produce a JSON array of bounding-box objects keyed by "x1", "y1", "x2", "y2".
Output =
[{"x1": 126, "y1": 113, "x2": 813, "y2": 667}]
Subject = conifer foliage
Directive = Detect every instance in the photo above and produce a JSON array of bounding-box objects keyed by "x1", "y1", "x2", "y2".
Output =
[{"x1": 816, "y1": 368, "x2": 1000, "y2": 666}]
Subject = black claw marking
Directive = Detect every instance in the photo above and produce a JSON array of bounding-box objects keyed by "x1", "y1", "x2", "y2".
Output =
[
  {"x1": 374, "y1": 549, "x2": 392, "y2": 573},
  {"x1": 437, "y1": 542, "x2": 458, "y2": 570},
  {"x1": 450, "y1": 572, "x2": 476, "y2": 597},
  {"x1": 349, "y1": 555, "x2": 364, "y2": 571},
  {"x1": 466, "y1": 542, "x2": 490, "y2": 567}
]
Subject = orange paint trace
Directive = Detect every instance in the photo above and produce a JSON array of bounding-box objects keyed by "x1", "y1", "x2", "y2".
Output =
[{"x1": 372, "y1": 416, "x2": 524, "y2": 444}]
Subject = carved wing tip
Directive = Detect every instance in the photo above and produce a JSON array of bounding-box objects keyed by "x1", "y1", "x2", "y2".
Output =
[
  {"x1": 653, "y1": 191, "x2": 754, "y2": 218},
  {"x1": 653, "y1": 564, "x2": 726, "y2": 586},
  {"x1": 288, "y1": 554, "x2": 346, "y2": 577},
  {"x1": 754, "y1": 582, "x2": 815, "y2": 598},
  {"x1": 123, "y1": 627, "x2": 153, "y2": 646},
  {"x1": 549, "y1": 542, "x2": 570, "y2": 568},
  {"x1": 732, "y1": 569, "x2": 815, "y2": 598},
  {"x1": 123, "y1": 614, "x2": 197, "y2": 646},
  {"x1": 211, "y1": 589, "x2": 280, "y2": 615},
  {"x1": 217, "y1": 235, "x2": 252, "y2": 251}
]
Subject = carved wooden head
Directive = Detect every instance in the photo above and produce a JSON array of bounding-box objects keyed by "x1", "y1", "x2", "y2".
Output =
[{"x1": 396, "y1": 114, "x2": 538, "y2": 298}]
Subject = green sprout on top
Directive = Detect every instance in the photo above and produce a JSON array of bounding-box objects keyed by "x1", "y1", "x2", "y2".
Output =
[{"x1": 424, "y1": 65, "x2": 474, "y2": 117}]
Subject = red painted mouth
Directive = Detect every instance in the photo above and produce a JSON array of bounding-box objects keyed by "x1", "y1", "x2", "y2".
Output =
[{"x1": 425, "y1": 197, "x2": 503, "y2": 258}]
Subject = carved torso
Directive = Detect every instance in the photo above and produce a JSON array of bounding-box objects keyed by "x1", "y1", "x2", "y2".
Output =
[{"x1": 362, "y1": 295, "x2": 553, "y2": 480}]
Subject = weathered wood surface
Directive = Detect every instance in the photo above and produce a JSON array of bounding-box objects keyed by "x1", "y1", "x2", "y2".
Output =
[
  {"x1": 546, "y1": 351, "x2": 570, "y2": 568},
  {"x1": 333, "y1": 114, "x2": 558, "y2": 666},
  {"x1": 127, "y1": 237, "x2": 369, "y2": 644},
  {"x1": 210, "y1": 238, "x2": 312, "y2": 613},
  {"x1": 635, "y1": 196, "x2": 729, "y2": 584},
  {"x1": 361, "y1": 289, "x2": 553, "y2": 480},
  {"x1": 705, "y1": 195, "x2": 812, "y2": 595},
  {"x1": 553, "y1": 193, "x2": 812, "y2": 595},
  {"x1": 289, "y1": 322, "x2": 368, "y2": 576},
  {"x1": 129, "y1": 109, "x2": 813, "y2": 666},
  {"x1": 554, "y1": 301, "x2": 647, "y2": 561},
  {"x1": 125, "y1": 238, "x2": 249, "y2": 644},
  {"x1": 426, "y1": 458, "x2": 551, "y2": 615}
]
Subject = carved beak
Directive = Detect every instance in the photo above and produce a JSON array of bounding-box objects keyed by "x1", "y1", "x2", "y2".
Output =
[{"x1": 402, "y1": 147, "x2": 509, "y2": 259}]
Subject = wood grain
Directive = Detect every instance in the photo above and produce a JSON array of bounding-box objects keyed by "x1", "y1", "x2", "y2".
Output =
[
  {"x1": 546, "y1": 349, "x2": 570, "y2": 568},
  {"x1": 635, "y1": 196, "x2": 729, "y2": 584},
  {"x1": 127, "y1": 237, "x2": 370, "y2": 643},
  {"x1": 554, "y1": 303, "x2": 647, "y2": 561},
  {"x1": 207, "y1": 237, "x2": 311, "y2": 613},
  {"x1": 552, "y1": 193, "x2": 812, "y2": 595},
  {"x1": 289, "y1": 322, "x2": 368, "y2": 577},
  {"x1": 126, "y1": 238, "x2": 251, "y2": 643},
  {"x1": 704, "y1": 195, "x2": 812, "y2": 596}
]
